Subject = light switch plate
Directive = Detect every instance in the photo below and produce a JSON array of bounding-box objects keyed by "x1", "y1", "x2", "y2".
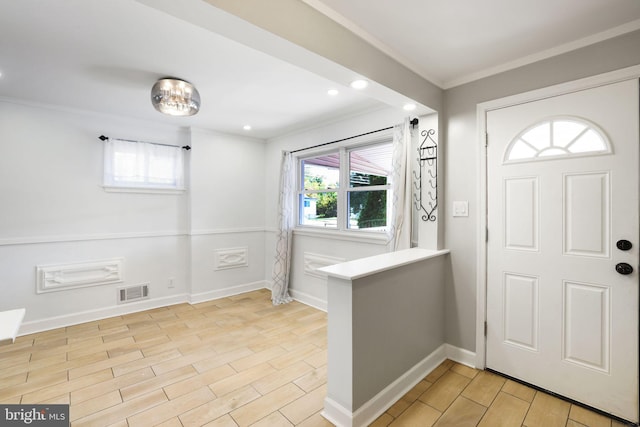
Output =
[{"x1": 453, "y1": 201, "x2": 469, "y2": 217}]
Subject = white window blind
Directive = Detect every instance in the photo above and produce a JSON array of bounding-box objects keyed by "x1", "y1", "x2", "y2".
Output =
[{"x1": 104, "y1": 139, "x2": 185, "y2": 192}]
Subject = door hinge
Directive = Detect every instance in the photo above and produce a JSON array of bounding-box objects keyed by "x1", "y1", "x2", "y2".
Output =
[
  {"x1": 485, "y1": 133, "x2": 489, "y2": 148},
  {"x1": 484, "y1": 321, "x2": 488, "y2": 337},
  {"x1": 486, "y1": 227, "x2": 489, "y2": 242}
]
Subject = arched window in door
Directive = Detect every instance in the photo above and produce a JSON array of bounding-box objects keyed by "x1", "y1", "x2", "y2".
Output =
[{"x1": 504, "y1": 117, "x2": 611, "y2": 163}]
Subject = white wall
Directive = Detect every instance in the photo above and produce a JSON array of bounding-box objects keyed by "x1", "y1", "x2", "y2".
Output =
[
  {"x1": 0, "y1": 100, "x2": 267, "y2": 332},
  {"x1": 189, "y1": 128, "x2": 267, "y2": 301},
  {"x1": 0, "y1": 101, "x2": 189, "y2": 239},
  {"x1": 442, "y1": 30, "x2": 640, "y2": 352}
]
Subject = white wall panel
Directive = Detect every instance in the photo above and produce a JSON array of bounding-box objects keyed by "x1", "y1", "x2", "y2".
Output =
[
  {"x1": 190, "y1": 233, "x2": 266, "y2": 295},
  {"x1": 214, "y1": 247, "x2": 249, "y2": 270},
  {"x1": 36, "y1": 257, "x2": 123, "y2": 293},
  {"x1": 303, "y1": 252, "x2": 346, "y2": 278}
]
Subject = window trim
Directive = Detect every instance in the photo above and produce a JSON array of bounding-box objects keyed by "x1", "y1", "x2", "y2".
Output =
[
  {"x1": 293, "y1": 227, "x2": 389, "y2": 244},
  {"x1": 296, "y1": 137, "x2": 393, "y2": 233},
  {"x1": 102, "y1": 185, "x2": 185, "y2": 195}
]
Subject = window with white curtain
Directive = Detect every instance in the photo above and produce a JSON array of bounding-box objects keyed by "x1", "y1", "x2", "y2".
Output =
[{"x1": 103, "y1": 139, "x2": 185, "y2": 192}]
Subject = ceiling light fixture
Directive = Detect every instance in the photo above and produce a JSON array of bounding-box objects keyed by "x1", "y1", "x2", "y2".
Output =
[
  {"x1": 327, "y1": 89, "x2": 339, "y2": 96},
  {"x1": 403, "y1": 103, "x2": 417, "y2": 111},
  {"x1": 350, "y1": 79, "x2": 369, "y2": 90},
  {"x1": 151, "y1": 78, "x2": 200, "y2": 116},
  {"x1": 243, "y1": 125, "x2": 252, "y2": 131}
]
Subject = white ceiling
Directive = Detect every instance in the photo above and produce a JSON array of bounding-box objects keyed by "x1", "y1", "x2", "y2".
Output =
[
  {"x1": 305, "y1": 0, "x2": 640, "y2": 88},
  {"x1": 1, "y1": 1, "x2": 639, "y2": 140}
]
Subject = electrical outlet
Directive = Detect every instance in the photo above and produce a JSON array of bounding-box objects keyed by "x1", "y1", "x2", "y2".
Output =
[{"x1": 168, "y1": 277, "x2": 175, "y2": 289}]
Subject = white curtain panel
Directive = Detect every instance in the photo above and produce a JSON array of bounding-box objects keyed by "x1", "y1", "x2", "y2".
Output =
[
  {"x1": 104, "y1": 138, "x2": 184, "y2": 189},
  {"x1": 388, "y1": 118, "x2": 413, "y2": 251},
  {"x1": 271, "y1": 151, "x2": 296, "y2": 305}
]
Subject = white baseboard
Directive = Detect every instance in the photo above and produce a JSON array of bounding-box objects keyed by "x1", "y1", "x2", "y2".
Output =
[
  {"x1": 322, "y1": 344, "x2": 448, "y2": 427},
  {"x1": 322, "y1": 397, "x2": 357, "y2": 427},
  {"x1": 188, "y1": 281, "x2": 268, "y2": 304},
  {"x1": 20, "y1": 293, "x2": 189, "y2": 335},
  {"x1": 445, "y1": 344, "x2": 477, "y2": 368},
  {"x1": 289, "y1": 289, "x2": 327, "y2": 312},
  {"x1": 18, "y1": 281, "x2": 270, "y2": 336}
]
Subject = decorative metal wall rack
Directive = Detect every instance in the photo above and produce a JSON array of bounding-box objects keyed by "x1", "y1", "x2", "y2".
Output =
[{"x1": 414, "y1": 128, "x2": 438, "y2": 222}]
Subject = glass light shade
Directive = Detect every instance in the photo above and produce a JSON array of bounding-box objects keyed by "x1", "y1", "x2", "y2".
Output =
[{"x1": 151, "y1": 78, "x2": 200, "y2": 116}]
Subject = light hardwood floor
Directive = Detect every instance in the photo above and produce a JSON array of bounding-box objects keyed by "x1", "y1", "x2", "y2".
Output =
[{"x1": 0, "y1": 289, "x2": 631, "y2": 426}]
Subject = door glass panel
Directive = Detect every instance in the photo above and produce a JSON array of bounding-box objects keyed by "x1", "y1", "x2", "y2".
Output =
[
  {"x1": 509, "y1": 142, "x2": 537, "y2": 160},
  {"x1": 569, "y1": 129, "x2": 607, "y2": 153},
  {"x1": 521, "y1": 122, "x2": 550, "y2": 150},
  {"x1": 553, "y1": 120, "x2": 587, "y2": 147},
  {"x1": 504, "y1": 118, "x2": 610, "y2": 163}
]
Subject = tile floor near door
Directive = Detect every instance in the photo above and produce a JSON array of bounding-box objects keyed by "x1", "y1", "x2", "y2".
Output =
[
  {"x1": 375, "y1": 359, "x2": 632, "y2": 427},
  {"x1": 0, "y1": 289, "x2": 631, "y2": 426}
]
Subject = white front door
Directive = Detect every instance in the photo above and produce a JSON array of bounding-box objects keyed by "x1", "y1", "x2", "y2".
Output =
[{"x1": 486, "y1": 79, "x2": 639, "y2": 422}]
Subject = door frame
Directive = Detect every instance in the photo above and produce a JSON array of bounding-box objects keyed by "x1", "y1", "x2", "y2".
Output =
[{"x1": 475, "y1": 64, "x2": 640, "y2": 370}]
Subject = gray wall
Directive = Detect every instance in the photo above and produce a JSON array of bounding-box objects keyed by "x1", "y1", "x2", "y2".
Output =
[
  {"x1": 351, "y1": 255, "x2": 445, "y2": 409},
  {"x1": 442, "y1": 29, "x2": 640, "y2": 351},
  {"x1": 325, "y1": 253, "x2": 446, "y2": 414}
]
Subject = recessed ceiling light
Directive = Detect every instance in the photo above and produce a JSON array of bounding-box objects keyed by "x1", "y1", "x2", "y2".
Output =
[
  {"x1": 243, "y1": 125, "x2": 252, "y2": 131},
  {"x1": 327, "y1": 89, "x2": 339, "y2": 96},
  {"x1": 350, "y1": 79, "x2": 369, "y2": 90},
  {"x1": 403, "y1": 103, "x2": 417, "y2": 111}
]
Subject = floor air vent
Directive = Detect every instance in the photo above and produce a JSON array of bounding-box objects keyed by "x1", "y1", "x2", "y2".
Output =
[{"x1": 118, "y1": 283, "x2": 149, "y2": 304}]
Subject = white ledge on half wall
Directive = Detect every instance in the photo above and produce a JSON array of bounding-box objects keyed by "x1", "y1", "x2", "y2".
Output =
[{"x1": 318, "y1": 247, "x2": 450, "y2": 280}]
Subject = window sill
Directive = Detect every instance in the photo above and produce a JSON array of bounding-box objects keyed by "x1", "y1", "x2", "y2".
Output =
[
  {"x1": 293, "y1": 227, "x2": 389, "y2": 245},
  {"x1": 102, "y1": 185, "x2": 185, "y2": 195}
]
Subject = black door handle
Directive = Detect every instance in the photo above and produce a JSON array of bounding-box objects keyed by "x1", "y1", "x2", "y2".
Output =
[
  {"x1": 617, "y1": 240, "x2": 633, "y2": 251},
  {"x1": 616, "y1": 263, "x2": 634, "y2": 275}
]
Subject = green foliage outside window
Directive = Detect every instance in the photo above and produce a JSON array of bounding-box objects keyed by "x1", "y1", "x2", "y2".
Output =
[
  {"x1": 316, "y1": 193, "x2": 337, "y2": 218},
  {"x1": 351, "y1": 174, "x2": 387, "y2": 228}
]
